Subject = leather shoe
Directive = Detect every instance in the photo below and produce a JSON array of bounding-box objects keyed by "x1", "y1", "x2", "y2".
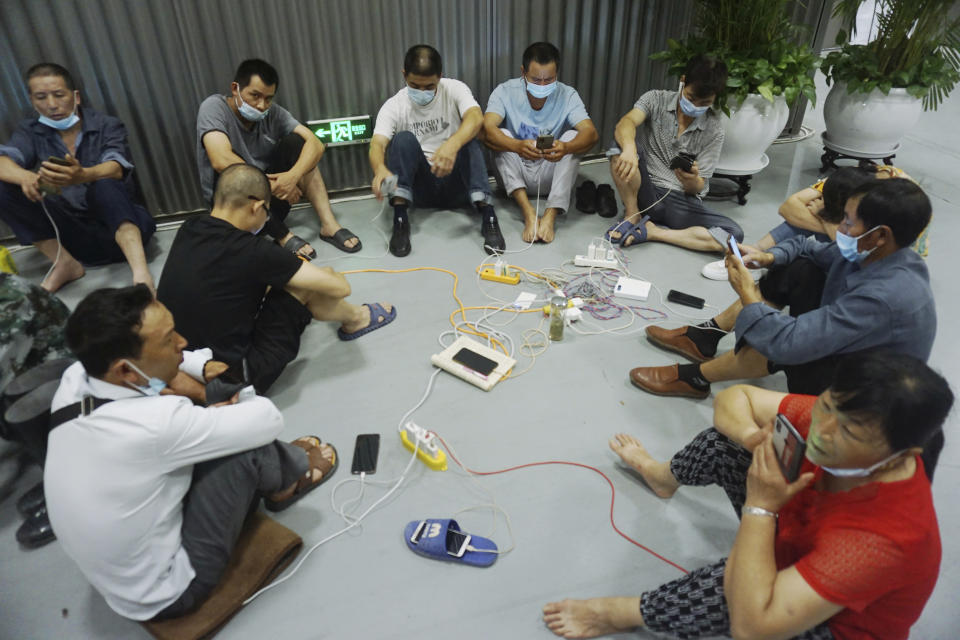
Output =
[
  {"x1": 16, "y1": 481, "x2": 45, "y2": 517},
  {"x1": 481, "y1": 219, "x2": 506, "y2": 254},
  {"x1": 596, "y1": 184, "x2": 618, "y2": 218},
  {"x1": 646, "y1": 325, "x2": 712, "y2": 362},
  {"x1": 629, "y1": 364, "x2": 710, "y2": 399},
  {"x1": 390, "y1": 219, "x2": 411, "y2": 257},
  {"x1": 575, "y1": 180, "x2": 598, "y2": 213},
  {"x1": 16, "y1": 507, "x2": 56, "y2": 548}
]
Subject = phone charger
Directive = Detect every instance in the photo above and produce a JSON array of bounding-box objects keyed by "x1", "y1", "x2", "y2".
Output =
[{"x1": 613, "y1": 276, "x2": 651, "y2": 301}]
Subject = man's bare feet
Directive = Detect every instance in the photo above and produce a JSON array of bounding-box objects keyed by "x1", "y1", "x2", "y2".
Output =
[
  {"x1": 543, "y1": 597, "x2": 644, "y2": 639},
  {"x1": 521, "y1": 205, "x2": 538, "y2": 243},
  {"x1": 340, "y1": 302, "x2": 394, "y2": 335},
  {"x1": 40, "y1": 256, "x2": 85, "y2": 292},
  {"x1": 537, "y1": 208, "x2": 559, "y2": 243},
  {"x1": 319, "y1": 223, "x2": 359, "y2": 250},
  {"x1": 608, "y1": 434, "x2": 680, "y2": 498},
  {"x1": 278, "y1": 231, "x2": 317, "y2": 258}
]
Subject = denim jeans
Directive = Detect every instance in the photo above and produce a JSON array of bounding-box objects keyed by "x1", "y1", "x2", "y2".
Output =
[{"x1": 386, "y1": 131, "x2": 491, "y2": 209}]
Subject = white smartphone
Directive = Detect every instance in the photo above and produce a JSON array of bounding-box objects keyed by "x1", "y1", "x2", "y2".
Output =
[{"x1": 728, "y1": 234, "x2": 743, "y2": 264}]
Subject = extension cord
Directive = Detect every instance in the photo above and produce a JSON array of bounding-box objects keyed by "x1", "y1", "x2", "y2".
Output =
[
  {"x1": 400, "y1": 421, "x2": 448, "y2": 471},
  {"x1": 479, "y1": 268, "x2": 520, "y2": 285},
  {"x1": 573, "y1": 255, "x2": 619, "y2": 268}
]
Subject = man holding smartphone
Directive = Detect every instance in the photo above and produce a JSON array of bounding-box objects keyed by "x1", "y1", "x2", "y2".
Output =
[
  {"x1": 482, "y1": 42, "x2": 599, "y2": 244},
  {"x1": 0, "y1": 63, "x2": 156, "y2": 293}
]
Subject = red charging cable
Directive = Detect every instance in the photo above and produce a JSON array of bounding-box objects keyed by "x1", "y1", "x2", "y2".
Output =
[{"x1": 436, "y1": 435, "x2": 688, "y2": 574}]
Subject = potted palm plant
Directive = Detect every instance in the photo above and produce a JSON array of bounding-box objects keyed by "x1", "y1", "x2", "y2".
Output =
[
  {"x1": 653, "y1": 0, "x2": 820, "y2": 173},
  {"x1": 821, "y1": 0, "x2": 960, "y2": 157}
]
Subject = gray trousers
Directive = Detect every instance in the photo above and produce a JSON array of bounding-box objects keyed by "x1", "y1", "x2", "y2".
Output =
[
  {"x1": 494, "y1": 129, "x2": 580, "y2": 213},
  {"x1": 153, "y1": 440, "x2": 309, "y2": 620}
]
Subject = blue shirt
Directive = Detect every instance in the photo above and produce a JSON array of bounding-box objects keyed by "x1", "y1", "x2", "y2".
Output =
[
  {"x1": 0, "y1": 107, "x2": 136, "y2": 212},
  {"x1": 735, "y1": 236, "x2": 936, "y2": 365},
  {"x1": 486, "y1": 78, "x2": 590, "y2": 140}
]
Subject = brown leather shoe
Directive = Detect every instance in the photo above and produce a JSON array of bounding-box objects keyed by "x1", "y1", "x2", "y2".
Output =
[
  {"x1": 629, "y1": 364, "x2": 710, "y2": 399},
  {"x1": 646, "y1": 325, "x2": 711, "y2": 362}
]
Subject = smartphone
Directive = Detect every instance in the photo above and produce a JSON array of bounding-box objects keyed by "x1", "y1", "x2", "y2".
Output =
[
  {"x1": 452, "y1": 347, "x2": 498, "y2": 376},
  {"x1": 46, "y1": 156, "x2": 71, "y2": 166},
  {"x1": 351, "y1": 433, "x2": 380, "y2": 475},
  {"x1": 536, "y1": 133, "x2": 555, "y2": 150},
  {"x1": 666, "y1": 289, "x2": 705, "y2": 309},
  {"x1": 728, "y1": 234, "x2": 744, "y2": 264},
  {"x1": 446, "y1": 530, "x2": 472, "y2": 557},
  {"x1": 773, "y1": 414, "x2": 806, "y2": 482}
]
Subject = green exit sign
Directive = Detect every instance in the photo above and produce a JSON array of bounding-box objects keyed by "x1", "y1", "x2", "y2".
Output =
[{"x1": 307, "y1": 115, "x2": 372, "y2": 146}]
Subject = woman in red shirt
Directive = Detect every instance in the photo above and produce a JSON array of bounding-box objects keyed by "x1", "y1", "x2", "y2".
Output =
[{"x1": 544, "y1": 351, "x2": 951, "y2": 640}]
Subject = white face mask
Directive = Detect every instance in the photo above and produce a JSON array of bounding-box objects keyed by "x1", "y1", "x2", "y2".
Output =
[
  {"x1": 818, "y1": 449, "x2": 908, "y2": 478},
  {"x1": 122, "y1": 359, "x2": 167, "y2": 396}
]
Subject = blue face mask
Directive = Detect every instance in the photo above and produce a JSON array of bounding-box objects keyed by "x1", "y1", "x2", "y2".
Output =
[
  {"x1": 835, "y1": 226, "x2": 880, "y2": 263},
  {"x1": 678, "y1": 82, "x2": 710, "y2": 118},
  {"x1": 407, "y1": 87, "x2": 436, "y2": 106},
  {"x1": 123, "y1": 359, "x2": 167, "y2": 396},
  {"x1": 38, "y1": 109, "x2": 80, "y2": 131},
  {"x1": 235, "y1": 94, "x2": 268, "y2": 122},
  {"x1": 525, "y1": 78, "x2": 557, "y2": 99}
]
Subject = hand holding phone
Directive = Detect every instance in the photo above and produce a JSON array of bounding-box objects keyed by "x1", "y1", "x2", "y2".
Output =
[
  {"x1": 536, "y1": 133, "x2": 555, "y2": 150},
  {"x1": 772, "y1": 414, "x2": 806, "y2": 482},
  {"x1": 728, "y1": 235, "x2": 743, "y2": 264}
]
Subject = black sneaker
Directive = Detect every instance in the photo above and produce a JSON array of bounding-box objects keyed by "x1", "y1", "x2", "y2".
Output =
[
  {"x1": 390, "y1": 219, "x2": 411, "y2": 257},
  {"x1": 596, "y1": 184, "x2": 618, "y2": 218},
  {"x1": 481, "y1": 219, "x2": 506, "y2": 255},
  {"x1": 575, "y1": 180, "x2": 598, "y2": 213}
]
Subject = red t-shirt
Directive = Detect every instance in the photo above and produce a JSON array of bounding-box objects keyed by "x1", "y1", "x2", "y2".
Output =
[{"x1": 773, "y1": 394, "x2": 941, "y2": 640}]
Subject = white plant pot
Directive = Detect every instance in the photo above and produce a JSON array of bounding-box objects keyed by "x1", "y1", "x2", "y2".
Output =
[
  {"x1": 823, "y1": 82, "x2": 922, "y2": 157},
  {"x1": 715, "y1": 94, "x2": 790, "y2": 173}
]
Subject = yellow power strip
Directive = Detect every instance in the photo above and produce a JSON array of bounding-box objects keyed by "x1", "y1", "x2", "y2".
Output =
[{"x1": 479, "y1": 268, "x2": 520, "y2": 285}]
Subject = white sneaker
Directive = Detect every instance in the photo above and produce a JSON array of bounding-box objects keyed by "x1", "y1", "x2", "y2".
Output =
[{"x1": 701, "y1": 260, "x2": 727, "y2": 280}]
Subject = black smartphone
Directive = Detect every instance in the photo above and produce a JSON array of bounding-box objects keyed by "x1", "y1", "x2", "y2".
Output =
[
  {"x1": 351, "y1": 433, "x2": 380, "y2": 475},
  {"x1": 668, "y1": 151, "x2": 696, "y2": 172},
  {"x1": 666, "y1": 289, "x2": 705, "y2": 309},
  {"x1": 446, "y1": 530, "x2": 472, "y2": 557},
  {"x1": 46, "y1": 155, "x2": 71, "y2": 166},
  {"x1": 452, "y1": 347, "x2": 498, "y2": 376},
  {"x1": 773, "y1": 414, "x2": 806, "y2": 482},
  {"x1": 536, "y1": 133, "x2": 554, "y2": 150}
]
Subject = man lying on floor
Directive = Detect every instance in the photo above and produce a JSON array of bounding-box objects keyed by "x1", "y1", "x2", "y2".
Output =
[
  {"x1": 158, "y1": 163, "x2": 396, "y2": 394},
  {"x1": 45, "y1": 285, "x2": 338, "y2": 621},
  {"x1": 545, "y1": 350, "x2": 950, "y2": 640}
]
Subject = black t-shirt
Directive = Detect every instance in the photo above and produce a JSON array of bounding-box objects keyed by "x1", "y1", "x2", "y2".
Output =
[{"x1": 157, "y1": 216, "x2": 302, "y2": 366}]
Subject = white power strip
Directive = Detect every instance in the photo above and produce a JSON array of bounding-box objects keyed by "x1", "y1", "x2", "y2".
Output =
[{"x1": 574, "y1": 242, "x2": 619, "y2": 269}]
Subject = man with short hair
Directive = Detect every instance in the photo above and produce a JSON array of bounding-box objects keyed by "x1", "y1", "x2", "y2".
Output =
[
  {"x1": 483, "y1": 42, "x2": 599, "y2": 243},
  {"x1": 369, "y1": 44, "x2": 504, "y2": 257},
  {"x1": 158, "y1": 164, "x2": 395, "y2": 394},
  {"x1": 606, "y1": 55, "x2": 741, "y2": 253},
  {"x1": 197, "y1": 58, "x2": 360, "y2": 259},
  {"x1": 630, "y1": 179, "x2": 936, "y2": 399},
  {"x1": 45, "y1": 284, "x2": 337, "y2": 620},
  {"x1": 0, "y1": 63, "x2": 157, "y2": 292}
]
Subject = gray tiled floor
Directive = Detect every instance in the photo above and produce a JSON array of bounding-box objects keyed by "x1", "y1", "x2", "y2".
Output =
[{"x1": 1, "y1": 74, "x2": 957, "y2": 639}]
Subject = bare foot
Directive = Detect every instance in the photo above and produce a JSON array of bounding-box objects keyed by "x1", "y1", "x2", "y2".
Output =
[
  {"x1": 319, "y1": 223, "x2": 359, "y2": 250},
  {"x1": 543, "y1": 597, "x2": 643, "y2": 638},
  {"x1": 537, "y1": 209, "x2": 558, "y2": 243},
  {"x1": 621, "y1": 220, "x2": 654, "y2": 248},
  {"x1": 278, "y1": 232, "x2": 317, "y2": 258},
  {"x1": 521, "y1": 206, "x2": 538, "y2": 243},
  {"x1": 340, "y1": 302, "x2": 394, "y2": 335},
  {"x1": 268, "y1": 438, "x2": 336, "y2": 502},
  {"x1": 608, "y1": 434, "x2": 680, "y2": 498},
  {"x1": 41, "y1": 256, "x2": 85, "y2": 292}
]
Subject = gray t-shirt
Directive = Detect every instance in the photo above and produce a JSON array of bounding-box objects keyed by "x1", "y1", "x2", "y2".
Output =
[{"x1": 195, "y1": 94, "x2": 300, "y2": 202}]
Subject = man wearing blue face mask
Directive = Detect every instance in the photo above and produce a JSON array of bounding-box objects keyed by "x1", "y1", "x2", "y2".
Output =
[
  {"x1": 483, "y1": 42, "x2": 599, "y2": 244},
  {"x1": 630, "y1": 179, "x2": 936, "y2": 400},
  {"x1": 0, "y1": 63, "x2": 157, "y2": 293},
  {"x1": 370, "y1": 44, "x2": 504, "y2": 256},
  {"x1": 197, "y1": 59, "x2": 361, "y2": 260},
  {"x1": 605, "y1": 55, "x2": 743, "y2": 253}
]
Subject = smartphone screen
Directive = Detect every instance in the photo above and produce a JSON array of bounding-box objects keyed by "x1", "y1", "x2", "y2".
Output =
[
  {"x1": 536, "y1": 134, "x2": 554, "y2": 150},
  {"x1": 728, "y1": 235, "x2": 744, "y2": 264},
  {"x1": 773, "y1": 414, "x2": 806, "y2": 482},
  {"x1": 452, "y1": 347, "x2": 498, "y2": 376},
  {"x1": 446, "y1": 530, "x2": 472, "y2": 557},
  {"x1": 351, "y1": 433, "x2": 380, "y2": 475}
]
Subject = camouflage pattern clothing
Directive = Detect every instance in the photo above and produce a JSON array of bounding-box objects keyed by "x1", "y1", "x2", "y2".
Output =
[{"x1": 0, "y1": 273, "x2": 72, "y2": 394}]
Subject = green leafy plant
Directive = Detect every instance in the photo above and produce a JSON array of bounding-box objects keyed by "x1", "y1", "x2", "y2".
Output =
[
  {"x1": 822, "y1": 0, "x2": 960, "y2": 110},
  {"x1": 652, "y1": 0, "x2": 820, "y2": 115}
]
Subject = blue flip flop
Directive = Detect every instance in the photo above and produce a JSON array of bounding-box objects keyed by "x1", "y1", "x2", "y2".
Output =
[
  {"x1": 337, "y1": 303, "x2": 397, "y2": 341},
  {"x1": 621, "y1": 215, "x2": 652, "y2": 247},
  {"x1": 404, "y1": 518, "x2": 498, "y2": 567},
  {"x1": 604, "y1": 218, "x2": 638, "y2": 245}
]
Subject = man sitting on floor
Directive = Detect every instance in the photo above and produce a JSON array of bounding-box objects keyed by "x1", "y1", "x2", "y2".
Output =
[
  {"x1": 369, "y1": 44, "x2": 505, "y2": 257},
  {"x1": 630, "y1": 178, "x2": 935, "y2": 398},
  {"x1": 45, "y1": 284, "x2": 337, "y2": 621},
  {"x1": 158, "y1": 164, "x2": 395, "y2": 394},
  {"x1": 482, "y1": 41, "x2": 598, "y2": 244},
  {"x1": 197, "y1": 58, "x2": 360, "y2": 259},
  {"x1": 0, "y1": 63, "x2": 156, "y2": 292},
  {"x1": 605, "y1": 55, "x2": 741, "y2": 253}
]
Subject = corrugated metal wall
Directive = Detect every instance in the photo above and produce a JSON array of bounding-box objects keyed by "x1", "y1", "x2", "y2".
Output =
[{"x1": 1, "y1": 0, "x2": 701, "y2": 219}]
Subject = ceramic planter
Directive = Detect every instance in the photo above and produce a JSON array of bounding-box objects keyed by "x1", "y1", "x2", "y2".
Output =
[
  {"x1": 714, "y1": 93, "x2": 790, "y2": 174},
  {"x1": 822, "y1": 81, "x2": 923, "y2": 157}
]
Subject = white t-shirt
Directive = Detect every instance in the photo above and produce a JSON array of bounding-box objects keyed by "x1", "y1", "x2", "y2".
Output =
[
  {"x1": 44, "y1": 354, "x2": 284, "y2": 620},
  {"x1": 373, "y1": 78, "x2": 480, "y2": 159}
]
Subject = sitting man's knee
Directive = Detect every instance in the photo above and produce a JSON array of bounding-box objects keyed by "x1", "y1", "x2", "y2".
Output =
[{"x1": 391, "y1": 130, "x2": 420, "y2": 149}]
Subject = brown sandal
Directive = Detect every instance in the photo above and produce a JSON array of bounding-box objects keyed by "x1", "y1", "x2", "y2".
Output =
[{"x1": 265, "y1": 436, "x2": 338, "y2": 512}]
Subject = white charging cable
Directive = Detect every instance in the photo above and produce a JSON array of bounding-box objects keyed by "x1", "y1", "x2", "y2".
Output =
[{"x1": 39, "y1": 195, "x2": 63, "y2": 286}]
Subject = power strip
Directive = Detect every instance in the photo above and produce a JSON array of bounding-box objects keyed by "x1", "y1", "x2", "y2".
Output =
[
  {"x1": 479, "y1": 268, "x2": 520, "y2": 285},
  {"x1": 400, "y1": 421, "x2": 447, "y2": 470},
  {"x1": 574, "y1": 242, "x2": 619, "y2": 269}
]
